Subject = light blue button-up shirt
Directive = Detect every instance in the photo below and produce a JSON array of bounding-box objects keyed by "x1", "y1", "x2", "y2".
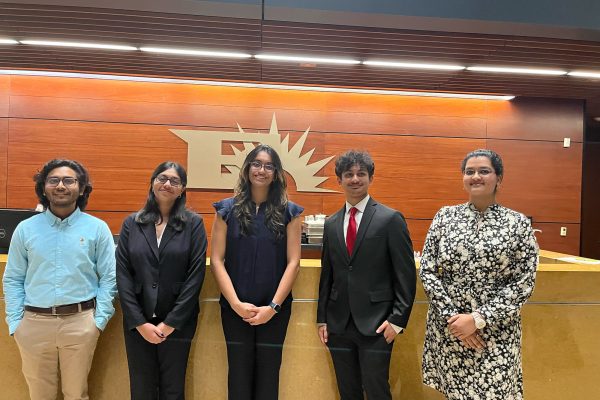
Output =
[{"x1": 3, "y1": 208, "x2": 117, "y2": 335}]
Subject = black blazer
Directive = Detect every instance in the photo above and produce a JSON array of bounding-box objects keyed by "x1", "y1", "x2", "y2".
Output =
[
  {"x1": 317, "y1": 197, "x2": 416, "y2": 336},
  {"x1": 116, "y1": 212, "x2": 207, "y2": 331}
]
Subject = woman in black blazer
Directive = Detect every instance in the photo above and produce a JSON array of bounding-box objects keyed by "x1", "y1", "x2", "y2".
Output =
[{"x1": 116, "y1": 161, "x2": 207, "y2": 400}]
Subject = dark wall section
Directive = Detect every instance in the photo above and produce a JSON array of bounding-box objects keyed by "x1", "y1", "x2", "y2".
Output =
[{"x1": 581, "y1": 125, "x2": 600, "y2": 258}]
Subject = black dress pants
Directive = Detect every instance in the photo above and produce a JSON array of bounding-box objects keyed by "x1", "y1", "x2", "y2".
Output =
[
  {"x1": 220, "y1": 304, "x2": 292, "y2": 400},
  {"x1": 123, "y1": 316, "x2": 197, "y2": 400},
  {"x1": 327, "y1": 317, "x2": 394, "y2": 400}
]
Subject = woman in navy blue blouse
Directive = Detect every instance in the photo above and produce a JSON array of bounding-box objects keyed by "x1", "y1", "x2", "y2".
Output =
[{"x1": 211, "y1": 144, "x2": 303, "y2": 400}]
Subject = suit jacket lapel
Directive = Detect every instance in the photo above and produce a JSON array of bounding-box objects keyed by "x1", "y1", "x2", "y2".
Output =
[
  {"x1": 140, "y1": 222, "x2": 159, "y2": 261},
  {"x1": 350, "y1": 197, "x2": 376, "y2": 260},
  {"x1": 334, "y1": 206, "x2": 350, "y2": 263}
]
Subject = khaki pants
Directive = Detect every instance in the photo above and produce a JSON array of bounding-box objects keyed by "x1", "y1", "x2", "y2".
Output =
[{"x1": 14, "y1": 309, "x2": 100, "y2": 400}]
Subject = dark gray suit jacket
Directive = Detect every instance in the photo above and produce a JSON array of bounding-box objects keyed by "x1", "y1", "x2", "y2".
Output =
[{"x1": 317, "y1": 197, "x2": 416, "y2": 336}]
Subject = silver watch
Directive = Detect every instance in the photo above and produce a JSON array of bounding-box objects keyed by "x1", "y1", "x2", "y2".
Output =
[{"x1": 471, "y1": 312, "x2": 486, "y2": 330}]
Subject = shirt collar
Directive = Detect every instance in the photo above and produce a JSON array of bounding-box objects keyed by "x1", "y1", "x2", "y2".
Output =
[
  {"x1": 346, "y1": 195, "x2": 370, "y2": 215},
  {"x1": 466, "y1": 202, "x2": 499, "y2": 215},
  {"x1": 44, "y1": 207, "x2": 81, "y2": 226}
]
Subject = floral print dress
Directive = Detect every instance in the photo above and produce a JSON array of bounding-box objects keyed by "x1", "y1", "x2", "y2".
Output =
[{"x1": 420, "y1": 203, "x2": 538, "y2": 400}]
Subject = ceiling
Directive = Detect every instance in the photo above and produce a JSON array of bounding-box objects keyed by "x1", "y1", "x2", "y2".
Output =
[{"x1": 1, "y1": 2, "x2": 600, "y2": 132}]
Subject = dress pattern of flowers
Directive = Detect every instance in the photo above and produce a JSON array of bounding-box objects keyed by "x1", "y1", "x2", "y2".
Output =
[{"x1": 420, "y1": 203, "x2": 538, "y2": 400}]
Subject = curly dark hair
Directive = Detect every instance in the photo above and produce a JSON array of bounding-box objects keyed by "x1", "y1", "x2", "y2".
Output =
[
  {"x1": 233, "y1": 144, "x2": 288, "y2": 240},
  {"x1": 34, "y1": 159, "x2": 93, "y2": 211},
  {"x1": 334, "y1": 150, "x2": 375, "y2": 178}
]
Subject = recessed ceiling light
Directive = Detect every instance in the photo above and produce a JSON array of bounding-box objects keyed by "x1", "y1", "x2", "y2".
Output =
[
  {"x1": 363, "y1": 60, "x2": 465, "y2": 71},
  {"x1": 568, "y1": 71, "x2": 600, "y2": 79},
  {"x1": 0, "y1": 39, "x2": 18, "y2": 45},
  {"x1": 467, "y1": 66, "x2": 567, "y2": 76},
  {"x1": 140, "y1": 47, "x2": 251, "y2": 58},
  {"x1": 20, "y1": 40, "x2": 137, "y2": 51},
  {"x1": 255, "y1": 54, "x2": 360, "y2": 65}
]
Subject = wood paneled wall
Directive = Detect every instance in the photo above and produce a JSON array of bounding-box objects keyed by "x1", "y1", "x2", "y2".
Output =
[
  {"x1": 581, "y1": 142, "x2": 600, "y2": 259},
  {"x1": 0, "y1": 75, "x2": 584, "y2": 254}
]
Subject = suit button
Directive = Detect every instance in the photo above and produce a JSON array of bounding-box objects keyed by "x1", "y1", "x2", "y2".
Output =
[
  {"x1": 349, "y1": 265, "x2": 353, "y2": 271},
  {"x1": 152, "y1": 282, "x2": 158, "y2": 288}
]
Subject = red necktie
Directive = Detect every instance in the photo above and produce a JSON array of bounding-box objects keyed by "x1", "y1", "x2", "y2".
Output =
[{"x1": 346, "y1": 207, "x2": 358, "y2": 256}]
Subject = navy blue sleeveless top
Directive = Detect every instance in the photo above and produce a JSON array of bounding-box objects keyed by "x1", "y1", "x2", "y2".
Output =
[{"x1": 213, "y1": 197, "x2": 304, "y2": 309}]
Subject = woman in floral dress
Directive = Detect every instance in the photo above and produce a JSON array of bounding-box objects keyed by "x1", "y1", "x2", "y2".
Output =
[{"x1": 420, "y1": 149, "x2": 538, "y2": 400}]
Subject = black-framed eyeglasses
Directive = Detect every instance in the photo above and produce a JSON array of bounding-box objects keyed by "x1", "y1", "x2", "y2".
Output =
[
  {"x1": 155, "y1": 175, "x2": 182, "y2": 187},
  {"x1": 45, "y1": 177, "x2": 78, "y2": 187},
  {"x1": 463, "y1": 168, "x2": 495, "y2": 177},
  {"x1": 250, "y1": 160, "x2": 276, "y2": 173}
]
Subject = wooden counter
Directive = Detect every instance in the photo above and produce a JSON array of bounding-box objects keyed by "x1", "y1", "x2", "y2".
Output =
[{"x1": 1, "y1": 252, "x2": 599, "y2": 399}]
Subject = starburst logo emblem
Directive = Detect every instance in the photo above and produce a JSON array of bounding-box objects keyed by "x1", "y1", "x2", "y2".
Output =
[{"x1": 170, "y1": 115, "x2": 335, "y2": 192}]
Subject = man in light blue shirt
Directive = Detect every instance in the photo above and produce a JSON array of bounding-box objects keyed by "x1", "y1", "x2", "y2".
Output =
[{"x1": 3, "y1": 159, "x2": 116, "y2": 400}]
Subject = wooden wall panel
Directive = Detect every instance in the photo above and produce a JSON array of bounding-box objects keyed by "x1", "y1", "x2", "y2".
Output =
[
  {"x1": 486, "y1": 98, "x2": 584, "y2": 142},
  {"x1": 0, "y1": 76, "x2": 8, "y2": 117},
  {"x1": 533, "y1": 222, "x2": 580, "y2": 256},
  {"x1": 321, "y1": 134, "x2": 486, "y2": 218},
  {"x1": 581, "y1": 142, "x2": 600, "y2": 259},
  {"x1": 8, "y1": 96, "x2": 487, "y2": 138},
  {"x1": 488, "y1": 140, "x2": 582, "y2": 223},
  {"x1": 3, "y1": 75, "x2": 585, "y2": 255},
  {"x1": 9, "y1": 76, "x2": 490, "y2": 119},
  {"x1": 0, "y1": 119, "x2": 7, "y2": 207}
]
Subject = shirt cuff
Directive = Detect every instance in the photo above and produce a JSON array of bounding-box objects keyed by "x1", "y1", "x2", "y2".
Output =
[
  {"x1": 8, "y1": 320, "x2": 21, "y2": 336},
  {"x1": 390, "y1": 322, "x2": 404, "y2": 334},
  {"x1": 317, "y1": 323, "x2": 327, "y2": 327},
  {"x1": 94, "y1": 316, "x2": 109, "y2": 331}
]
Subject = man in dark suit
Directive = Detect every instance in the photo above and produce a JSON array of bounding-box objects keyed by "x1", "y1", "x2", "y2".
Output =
[{"x1": 317, "y1": 150, "x2": 416, "y2": 400}]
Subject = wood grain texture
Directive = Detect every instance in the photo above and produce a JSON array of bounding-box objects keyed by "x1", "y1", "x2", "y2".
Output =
[
  {"x1": 488, "y1": 140, "x2": 582, "y2": 223},
  {"x1": 581, "y1": 142, "x2": 600, "y2": 259},
  {"x1": 486, "y1": 98, "x2": 584, "y2": 142},
  {"x1": 8, "y1": 95, "x2": 488, "y2": 138},
  {"x1": 8, "y1": 75, "x2": 490, "y2": 118},
  {"x1": 532, "y1": 222, "x2": 580, "y2": 255},
  {"x1": 0, "y1": 119, "x2": 7, "y2": 207},
  {"x1": 2, "y1": 75, "x2": 585, "y2": 253},
  {"x1": 0, "y1": 76, "x2": 9, "y2": 118},
  {"x1": 321, "y1": 134, "x2": 486, "y2": 219}
]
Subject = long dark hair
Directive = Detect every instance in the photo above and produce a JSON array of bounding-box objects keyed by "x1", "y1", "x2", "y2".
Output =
[
  {"x1": 34, "y1": 159, "x2": 93, "y2": 211},
  {"x1": 135, "y1": 161, "x2": 189, "y2": 231},
  {"x1": 233, "y1": 144, "x2": 288, "y2": 240}
]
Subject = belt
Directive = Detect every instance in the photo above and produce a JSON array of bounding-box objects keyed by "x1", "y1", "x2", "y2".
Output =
[{"x1": 25, "y1": 299, "x2": 96, "y2": 315}]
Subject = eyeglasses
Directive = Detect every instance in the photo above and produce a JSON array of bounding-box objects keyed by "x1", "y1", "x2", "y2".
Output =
[
  {"x1": 250, "y1": 160, "x2": 276, "y2": 173},
  {"x1": 155, "y1": 175, "x2": 182, "y2": 187},
  {"x1": 464, "y1": 168, "x2": 495, "y2": 176},
  {"x1": 46, "y1": 177, "x2": 78, "y2": 187}
]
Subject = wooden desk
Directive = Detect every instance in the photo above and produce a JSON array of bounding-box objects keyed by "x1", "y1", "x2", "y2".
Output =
[{"x1": 1, "y1": 252, "x2": 599, "y2": 399}]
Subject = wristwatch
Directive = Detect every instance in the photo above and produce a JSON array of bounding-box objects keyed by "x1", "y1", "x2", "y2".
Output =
[
  {"x1": 269, "y1": 301, "x2": 281, "y2": 313},
  {"x1": 471, "y1": 312, "x2": 486, "y2": 330}
]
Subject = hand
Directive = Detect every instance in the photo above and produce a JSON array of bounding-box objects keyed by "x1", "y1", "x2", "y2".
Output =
[
  {"x1": 318, "y1": 325, "x2": 328, "y2": 345},
  {"x1": 136, "y1": 323, "x2": 165, "y2": 344},
  {"x1": 376, "y1": 320, "x2": 399, "y2": 344},
  {"x1": 460, "y1": 331, "x2": 486, "y2": 350},
  {"x1": 447, "y1": 314, "x2": 477, "y2": 339},
  {"x1": 243, "y1": 306, "x2": 275, "y2": 326},
  {"x1": 232, "y1": 302, "x2": 258, "y2": 319},
  {"x1": 156, "y1": 322, "x2": 175, "y2": 339}
]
